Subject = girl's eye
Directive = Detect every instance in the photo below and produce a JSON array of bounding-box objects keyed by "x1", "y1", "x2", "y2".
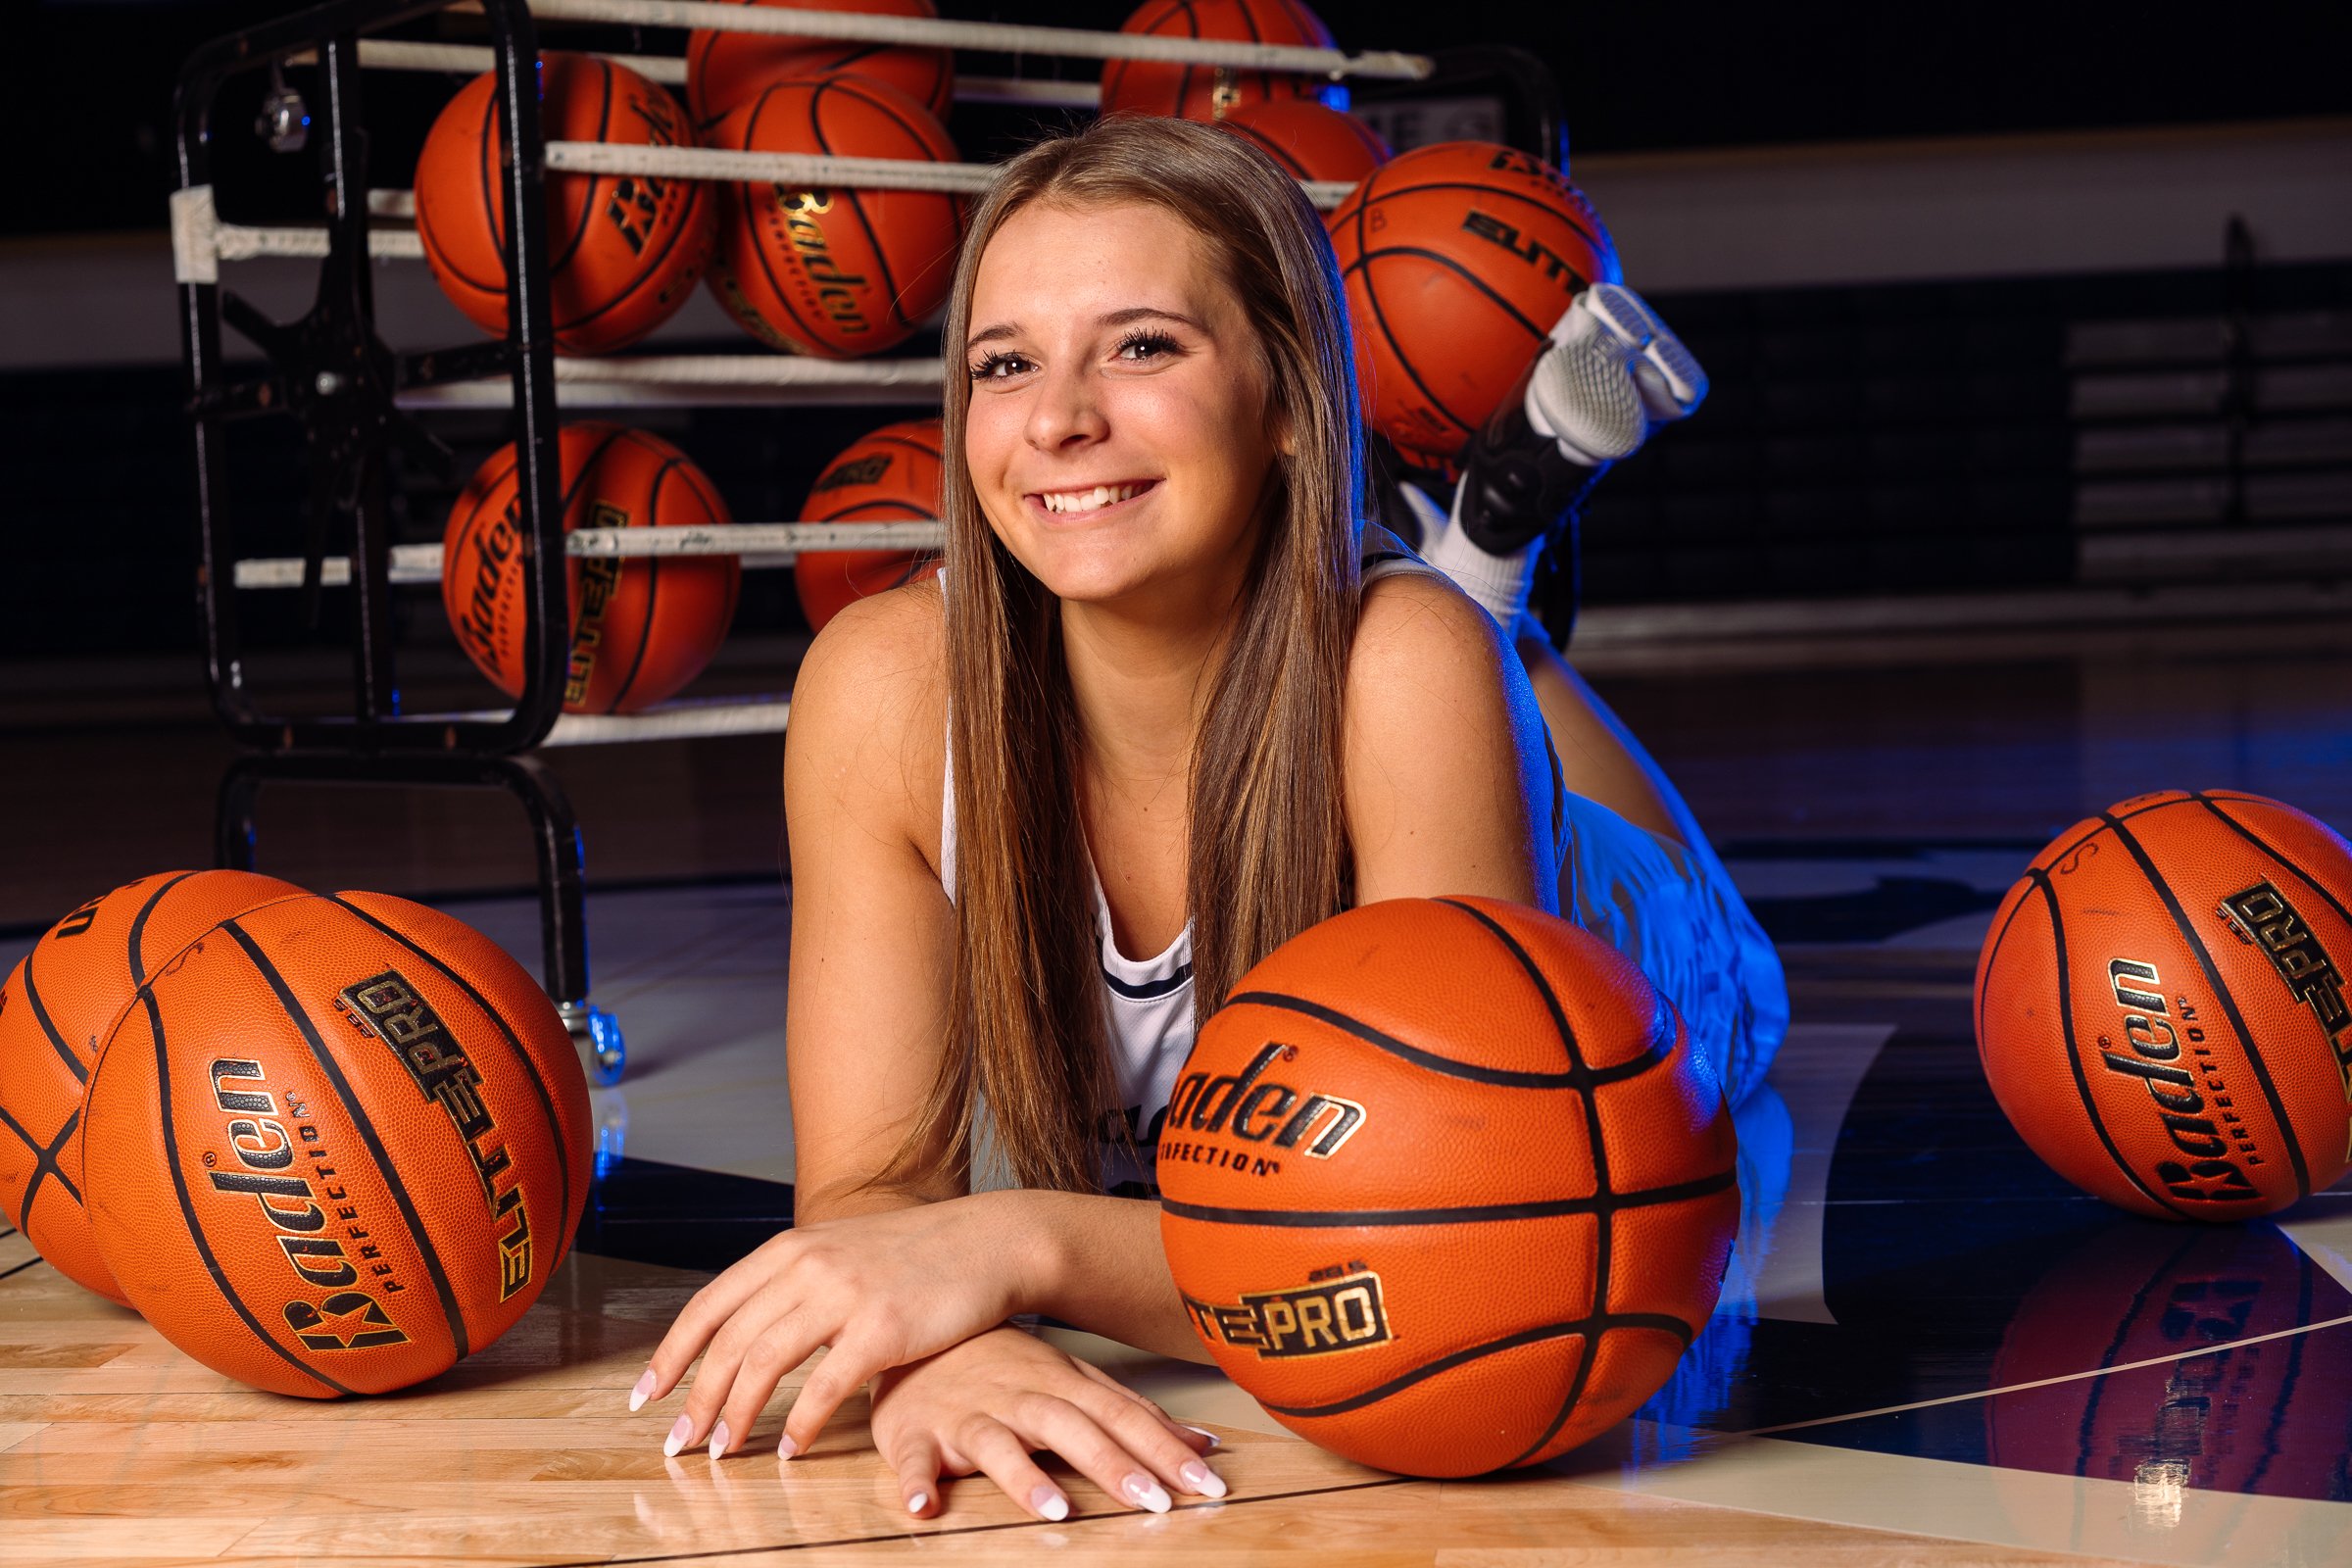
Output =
[
  {"x1": 968, "y1": 351, "x2": 1031, "y2": 381},
  {"x1": 1117, "y1": 331, "x2": 1181, "y2": 363}
]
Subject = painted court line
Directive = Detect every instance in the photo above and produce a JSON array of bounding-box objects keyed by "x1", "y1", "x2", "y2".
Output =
[{"x1": 1734, "y1": 1310, "x2": 2352, "y2": 1437}]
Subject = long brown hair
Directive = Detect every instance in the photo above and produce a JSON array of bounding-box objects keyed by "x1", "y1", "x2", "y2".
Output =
[{"x1": 887, "y1": 116, "x2": 1364, "y2": 1196}]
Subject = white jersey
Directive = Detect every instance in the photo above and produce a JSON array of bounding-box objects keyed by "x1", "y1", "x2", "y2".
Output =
[{"x1": 938, "y1": 544, "x2": 1443, "y2": 1197}]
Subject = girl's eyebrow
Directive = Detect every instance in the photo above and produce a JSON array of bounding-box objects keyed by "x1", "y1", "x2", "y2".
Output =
[{"x1": 965, "y1": 306, "x2": 1208, "y2": 352}]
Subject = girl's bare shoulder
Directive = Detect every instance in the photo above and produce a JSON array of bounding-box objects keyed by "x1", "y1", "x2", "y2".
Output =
[{"x1": 787, "y1": 577, "x2": 950, "y2": 867}]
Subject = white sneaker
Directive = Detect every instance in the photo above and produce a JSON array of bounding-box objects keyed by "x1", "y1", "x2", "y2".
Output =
[{"x1": 1527, "y1": 282, "x2": 1709, "y2": 466}]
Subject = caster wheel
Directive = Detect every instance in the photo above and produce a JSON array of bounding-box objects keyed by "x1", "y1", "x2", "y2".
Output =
[{"x1": 559, "y1": 999, "x2": 626, "y2": 1086}]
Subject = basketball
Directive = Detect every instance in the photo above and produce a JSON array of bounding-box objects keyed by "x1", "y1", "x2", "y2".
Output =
[
  {"x1": 440, "y1": 423, "x2": 741, "y2": 715},
  {"x1": 706, "y1": 74, "x2": 966, "y2": 358},
  {"x1": 1326, "y1": 141, "x2": 1622, "y2": 460},
  {"x1": 1157, "y1": 896, "x2": 1739, "y2": 1477},
  {"x1": 686, "y1": 0, "x2": 954, "y2": 127},
  {"x1": 1101, "y1": 0, "x2": 1331, "y2": 122},
  {"x1": 78, "y1": 891, "x2": 593, "y2": 1397},
  {"x1": 0, "y1": 870, "x2": 304, "y2": 1305},
  {"x1": 414, "y1": 54, "x2": 715, "y2": 357},
  {"x1": 1216, "y1": 98, "x2": 1389, "y2": 183},
  {"x1": 796, "y1": 418, "x2": 944, "y2": 635},
  {"x1": 1974, "y1": 789, "x2": 2352, "y2": 1221}
]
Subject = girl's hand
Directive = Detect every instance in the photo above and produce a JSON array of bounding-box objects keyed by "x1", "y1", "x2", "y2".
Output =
[
  {"x1": 633, "y1": 1193, "x2": 1048, "y2": 1458},
  {"x1": 871, "y1": 1325, "x2": 1226, "y2": 1520}
]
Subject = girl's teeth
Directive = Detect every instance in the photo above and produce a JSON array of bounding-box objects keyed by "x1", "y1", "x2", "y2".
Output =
[{"x1": 1044, "y1": 484, "x2": 1139, "y2": 514}]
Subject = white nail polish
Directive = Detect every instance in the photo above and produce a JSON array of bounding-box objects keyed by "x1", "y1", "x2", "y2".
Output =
[
  {"x1": 708, "y1": 1419, "x2": 729, "y2": 1459},
  {"x1": 777, "y1": 1433, "x2": 801, "y2": 1460},
  {"x1": 628, "y1": 1368, "x2": 655, "y2": 1413},
  {"x1": 1030, "y1": 1485, "x2": 1069, "y2": 1522},
  {"x1": 1180, "y1": 1460, "x2": 1227, "y2": 1499},
  {"x1": 906, "y1": 1492, "x2": 929, "y2": 1515},
  {"x1": 1181, "y1": 1424, "x2": 1222, "y2": 1449},
  {"x1": 1122, "y1": 1473, "x2": 1171, "y2": 1513}
]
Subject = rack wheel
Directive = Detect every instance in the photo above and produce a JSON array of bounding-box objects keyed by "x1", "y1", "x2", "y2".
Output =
[{"x1": 560, "y1": 999, "x2": 626, "y2": 1086}]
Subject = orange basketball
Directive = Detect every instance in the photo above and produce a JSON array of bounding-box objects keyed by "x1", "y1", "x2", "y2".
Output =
[
  {"x1": 79, "y1": 891, "x2": 593, "y2": 1397},
  {"x1": 706, "y1": 74, "x2": 965, "y2": 358},
  {"x1": 0, "y1": 870, "x2": 303, "y2": 1305},
  {"x1": 795, "y1": 418, "x2": 944, "y2": 634},
  {"x1": 1975, "y1": 789, "x2": 2352, "y2": 1221},
  {"x1": 440, "y1": 423, "x2": 740, "y2": 714},
  {"x1": 1326, "y1": 142, "x2": 1622, "y2": 460},
  {"x1": 1158, "y1": 896, "x2": 1739, "y2": 1477},
  {"x1": 1217, "y1": 98, "x2": 1388, "y2": 183},
  {"x1": 686, "y1": 0, "x2": 953, "y2": 128},
  {"x1": 1101, "y1": 0, "x2": 1331, "y2": 122},
  {"x1": 414, "y1": 53, "x2": 716, "y2": 356}
]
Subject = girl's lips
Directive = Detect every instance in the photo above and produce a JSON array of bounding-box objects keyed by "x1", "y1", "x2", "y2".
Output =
[{"x1": 1024, "y1": 478, "x2": 1160, "y2": 521}]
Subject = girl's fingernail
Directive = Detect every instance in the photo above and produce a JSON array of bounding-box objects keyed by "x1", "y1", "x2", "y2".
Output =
[
  {"x1": 662, "y1": 1415, "x2": 693, "y2": 1458},
  {"x1": 777, "y1": 1433, "x2": 802, "y2": 1459},
  {"x1": 906, "y1": 1492, "x2": 929, "y2": 1515},
  {"x1": 1179, "y1": 1460, "x2": 1227, "y2": 1499},
  {"x1": 1181, "y1": 1424, "x2": 1222, "y2": 1449},
  {"x1": 628, "y1": 1369, "x2": 656, "y2": 1413},
  {"x1": 708, "y1": 1419, "x2": 730, "y2": 1459},
  {"x1": 1030, "y1": 1484, "x2": 1070, "y2": 1522},
  {"x1": 1122, "y1": 1473, "x2": 1172, "y2": 1513}
]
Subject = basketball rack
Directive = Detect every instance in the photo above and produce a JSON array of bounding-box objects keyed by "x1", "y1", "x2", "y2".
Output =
[{"x1": 172, "y1": 0, "x2": 1560, "y2": 1087}]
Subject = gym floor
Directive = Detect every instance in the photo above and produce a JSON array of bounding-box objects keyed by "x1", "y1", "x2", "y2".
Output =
[{"x1": 6, "y1": 606, "x2": 2350, "y2": 1564}]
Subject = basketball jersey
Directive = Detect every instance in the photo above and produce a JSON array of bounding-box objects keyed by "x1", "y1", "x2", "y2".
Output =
[{"x1": 938, "y1": 544, "x2": 1445, "y2": 1197}]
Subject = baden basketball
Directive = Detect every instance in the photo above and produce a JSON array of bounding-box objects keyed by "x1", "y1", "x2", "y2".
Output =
[
  {"x1": 79, "y1": 891, "x2": 593, "y2": 1397},
  {"x1": 795, "y1": 418, "x2": 944, "y2": 635},
  {"x1": 1157, "y1": 896, "x2": 1738, "y2": 1476},
  {"x1": 1975, "y1": 789, "x2": 2352, "y2": 1221},
  {"x1": 0, "y1": 870, "x2": 304, "y2": 1305},
  {"x1": 1101, "y1": 0, "x2": 1330, "y2": 122},
  {"x1": 414, "y1": 53, "x2": 715, "y2": 356},
  {"x1": 706, "y1": 74, "x2": 965, "y2": 358},
  {"x1": 1326, "y1": 142, "x2": 1622, "y2": 460},
  {"x1": 686, "y1": 0, "x2": 953, "y2": 127},
  {"x1": 441, "y1": 422, "x2": 740, "y2": 715},
  {"x1": 1217, "y1": 98, "x2": 1388, "y2": 183}
]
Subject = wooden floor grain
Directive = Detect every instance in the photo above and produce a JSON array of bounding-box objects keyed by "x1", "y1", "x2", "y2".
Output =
[{"x1": 0, "y1": 1231, "x2": 2159, "y2": 1568}]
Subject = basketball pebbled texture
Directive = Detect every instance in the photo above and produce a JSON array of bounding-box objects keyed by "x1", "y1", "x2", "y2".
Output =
[
  {"x1": 706, "y1": 74, "x2": 965, "y2": 359},
  {"x1": 0, "y1": 870, "x2": 306, "y2": 1305},
  {"x1": 795, "y1": 418, "x2": 944, "y2": 634},
  {"x1": 1215, "y1": 98, "x2": 1389, "y2": 183},
  {"x1": 414, "y1": 52, "x2": 715, "y2": 356},
  {"x1": 1101, "y1": 0, "x2": 1331, "y2": 122},
  {"x1": 1326, "y1": 141, "x2": 1621, "y2": 461},
  {"x1": 79, "y1": 892, "x2": 592, "y2": 1397},
  {"x1": 1158, "y1": 896, "x2": 1738, "y2": 1476},
  {"x1": 686, "y1": 0, "x2": 953, "y2": 128},
  {"x1": 1975, "y1": 789, "x2": 2352, "y2": 1222},
  {"x1": 440, "y1": 422, "x2": 740, "y2": 715}
]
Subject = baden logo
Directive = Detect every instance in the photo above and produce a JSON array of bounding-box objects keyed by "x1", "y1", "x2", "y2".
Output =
[
  {"x1": 1183, "y1": 1264, "x2": 1393, "y2": 1360},
  {"x1": 1164, "y1": 1043, "x2": 1366, "y2": 1158},
  {"x1": 772, "y1": 188, "x2": 871, "y2": 338},
  {"x1": 337, "y1": 970, "x2": 536, "y2": 1298},
  {"x1": 811, "y1": 454, "x2": 893, "y2": 494},
  {"x1": 204, "y1": 1057, "x2": 412, "y2": 1351},
  {"x1": 2097, "y1": 958, "x2": 2261, "y2": 1204}
]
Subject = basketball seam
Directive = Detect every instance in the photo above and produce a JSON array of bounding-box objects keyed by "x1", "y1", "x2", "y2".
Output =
[
  {"x1": 1346, "y1": 242, "x2": 1550, "y2": 342},
  {"x1": 20, "y1": 959, "x2": 88, "y2": 1087},
  {"x1": 1975, "y1": 880, "x2": 2037, "y2": 1068},
  {"x1": 813, "y1": 78, "x2": 919, "y2": 333},
  {"x1": 1433, "y1": 899, "x2": 1585, "y2": 1068},
  {"x1": 1221, "y1": 990, "x2": 1654, "y2": 1089},
  {"x1": 1348, "y1": 179, "x2": 1611, "y2": 259},
  {"x1": 547, "y1": 59, "x2": 613, "y2": 277},
  {"x1": 125, "y1": 870, "x2": 202, "y2": 984},
  {"x1": 220, "y1": 919, "x2": 474, "y2": 1362},
  {"x1": 601, "y1": 459, "x2": 671, "y2": 713},
  {"x1": 0, "y1": 1102, "x2": 63, "y2": 1232},
  {"x1": 130, "y1": 986, "x2": 351, "y2": 1397},
  {"x1": 2101, "y1": 810, "x2": 2314, "y2": 1200},
  {"x1": 321, "y1": 894, "x2": 576, "y2": 1271},
  {"x1": 1255, "y1": 1310, "x2": 1694, "y2": 1420},
  {"x1": 1158, "y1": 1169, "x2": 1734, "y2": 1229},
  {"x1": 735, "y1": 86, "x2": 834, "y2": 354},
  {"x1": 559, "y1": 148, "x2": 710, "y2": 344},
  {"x1": 2188, "y1": 791, "x2": 2352, "y2": 953},
  {"x1": 2033, "y1": 866, "x2": 2186, "y2": 1217}
]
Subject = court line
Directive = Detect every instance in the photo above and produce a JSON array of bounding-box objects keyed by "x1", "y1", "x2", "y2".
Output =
[
  {"x1": 529, "y1": 1477, "x2": 1411, "y2": 1567},
  {"x1": 0, "y1": 1256, "x2": 42, "y2": 1284},
  {"x1": 1733, "y1": 1310, "x2": 2352, "y2": 1437}
]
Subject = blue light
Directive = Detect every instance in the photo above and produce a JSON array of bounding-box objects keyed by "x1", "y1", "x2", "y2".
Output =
[{"x1": 1318, "y1": 82, "x2": 1350, "y2": 113}]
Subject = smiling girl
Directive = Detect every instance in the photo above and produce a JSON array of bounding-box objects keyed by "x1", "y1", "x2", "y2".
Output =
[{"x1": 628, "y1": 115, "x2": 1778, "y2": 1520}]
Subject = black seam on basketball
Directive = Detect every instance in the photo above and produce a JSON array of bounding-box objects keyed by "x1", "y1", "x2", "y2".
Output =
[
  {"x1": 1221, "y1": 990, "x2": 1604, "y2": 1088},
  {"x1": 125, "y1": 871, "x2": 201, "y2": 984},
  {"x1": 475, "y1": 82, "x2": 503, "y2": 270},
  {"x1": 1976, "y1": 879, "x2": 2038, "y2": 1068},
  {"x1": 602, "y1": 460, "x2": 671, "y2": 713},
  {"x1": 444, "y1": 452, "x2": 523, "y2": 616},
  {"x1": 817, "y1": 80, "x2": 922, "y2": 332},
  {"x1": 1351, "y1": 249, "x2": 1483, "y2": 439},
  {"x1": 562, "y1": 161, "x2": 710, "y2": 339},
  {"x1": 2034, "y1": 867, "x2": 2185, "y2": 1217},
  {"x1": 220, "y1": 919, "x2": 473, "y2": 1362},
  {"x1": 2101, "y1": 810, "x2": 2313, "y2": 1199},
  {"x1": 1434, "y1": 899, "x2": 1586, "y2": 1069},
  {"x1": 547, "y1": 59, "x2": 613, "y2": 277},
  {"x1": 1255, "y1": 1312, "x2": 1676, "y2": 1420},
  {"x1": 2189, "y1": 792, "x2": 2352, "y2": 949},
  {"x1": 736, "y1": 87, "x2": 833, "y2": 352},
  {"x1": 20, "y1": 960, "x2": 87, "y2": 1087},
  {"x1": 321, "y1": 894, "x2": 575, "y2": 1264},
  {"x1": 0, "y1": 1102, "x2": 52, "y2": 1232},
  {"x1": 136, "y1": 985, "x2": 352, "y2": 1397},
  {"x1": 1159, "y1": 1169, "x2": 1734, "y2": 1229},
  {"x1": 38, "y1": 1108, "x2": 82, "y2": 1208},
  {"x1": 1349, "y1": 242, "x2": 1550, "y2": 341}
]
